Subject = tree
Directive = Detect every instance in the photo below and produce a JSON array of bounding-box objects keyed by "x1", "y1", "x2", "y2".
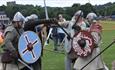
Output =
[{"x1": 80, "y1": 3, "x2": 95, "y2": 17}]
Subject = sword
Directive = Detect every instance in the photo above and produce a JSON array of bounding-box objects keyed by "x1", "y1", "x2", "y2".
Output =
[
  {"x1": 43, "y1": 28, "x2": 53, "y2": 47},
  {"x1": 18, "y1": 59, "x2": 33, "y2": 70}
]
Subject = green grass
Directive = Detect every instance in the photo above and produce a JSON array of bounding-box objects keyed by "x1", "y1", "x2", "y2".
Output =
[
  {"x1": 101, "y1": 20, "x2": 115, "y2": 30},
  {"x1": 101, "y1": 21, "x2": 115, "y2": 69},
  {"x1": 101, "y1": 30, "x2": 115, "y2": 69},
  {"x1": 43, "y1": 42, "x2": 65, "y2": 70},
  {"x1": 42, "y1": 20, "x2": 115, "y2": 70}
]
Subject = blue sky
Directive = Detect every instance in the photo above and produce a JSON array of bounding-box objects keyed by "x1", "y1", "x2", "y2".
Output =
[{"x1": 0, "y1": 0, "x2": 115, "y2": 7}]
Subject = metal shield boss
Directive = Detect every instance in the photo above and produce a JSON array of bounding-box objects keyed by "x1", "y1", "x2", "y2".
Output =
[
  {"x1": 18, "y1": 31, "x2": 42, "y2": 64},
  {"x1": 72, "y1": 30, "x2": 94, "y2": 57}
]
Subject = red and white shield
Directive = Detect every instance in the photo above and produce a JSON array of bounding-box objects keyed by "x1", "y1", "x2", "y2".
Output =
[{"x1": 72, "y1": 30, "x2": 94, "y2": 57}]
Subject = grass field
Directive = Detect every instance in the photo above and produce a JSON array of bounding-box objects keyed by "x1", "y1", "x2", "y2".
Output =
[
  {"x1": 101, "y1": 21, "x2": 115, "y2": 69},
  {"x1": 42, "y1": 20, "x2": 115, "y2": 70}
]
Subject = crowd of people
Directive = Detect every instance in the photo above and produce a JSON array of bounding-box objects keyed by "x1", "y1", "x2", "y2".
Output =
[{"x1": 0, "y1": 10, "x2": 110, "y2": 70}]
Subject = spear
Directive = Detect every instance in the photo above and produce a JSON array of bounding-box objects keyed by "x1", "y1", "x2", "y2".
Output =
[{"x1": 81, "y1": 40, "x2": 115, "y2": 70}]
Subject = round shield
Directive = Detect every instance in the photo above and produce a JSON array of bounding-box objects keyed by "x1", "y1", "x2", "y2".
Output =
[
  {"x1": 18, "y1": 31, "x2": 42, "y2": 64},
  {"x1": 72, "y1": 30, "x2": 94, "y2": 57}
]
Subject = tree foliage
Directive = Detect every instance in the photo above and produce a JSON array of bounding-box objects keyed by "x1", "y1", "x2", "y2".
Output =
[{"x1": 0, "y1": 2, "x2": 115, "y2": 20}]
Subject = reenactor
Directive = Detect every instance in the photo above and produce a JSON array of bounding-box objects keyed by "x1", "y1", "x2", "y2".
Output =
[
  {"x1": 73, "y1": 12, "x2": 106, "y2": 70},
  {"x1": 24, "y1": 14, "x2": 43, "y2": 70},
  {"x1": 2, "y1": 12, "x2": 25, "y2": 70},
  {"x1": 64, "y1": 10, "x2": 88, "y2": 70}
]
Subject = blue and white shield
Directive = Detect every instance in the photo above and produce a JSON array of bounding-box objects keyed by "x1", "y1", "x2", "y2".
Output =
[{"x1": 18, "y1": 31, "x2": 42, "y2": 64}]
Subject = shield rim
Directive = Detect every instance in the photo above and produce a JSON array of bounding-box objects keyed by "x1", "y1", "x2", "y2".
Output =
[
  {"x1": 71, "y1": 30, "x2": 94, "y2": 57},
  {"x1": 18, "y1": 31, "x2": 42, "y2": 64}
]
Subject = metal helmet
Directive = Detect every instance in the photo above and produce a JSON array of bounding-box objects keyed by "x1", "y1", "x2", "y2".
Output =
[
  {"x1": 86, "y1": 12, "x2": 97, "y2": 21},
  {"x1": 13, "y1": 12, "x2": 25, "y2": 22},
  {"x1": 74, "y1": 10, "x2": 83, "y2": 17},
  {"x1": 25, "y1": 16, "x2": 31, "y2": 22},
  {"x1": 29, "y1": 14, "x2": 38, "y2": 21},
  {"x1": 25, "y1": 14, "x2": 38, "y2": 22}
]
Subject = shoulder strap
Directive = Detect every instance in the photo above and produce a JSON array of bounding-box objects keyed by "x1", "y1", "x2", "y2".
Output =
[{"x1": 15, "y1": 28, "x2": 21, "y2": 36}]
